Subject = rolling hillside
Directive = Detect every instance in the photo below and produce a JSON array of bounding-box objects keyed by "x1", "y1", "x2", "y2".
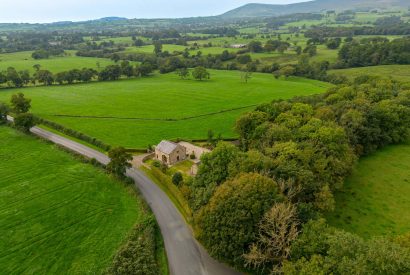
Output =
[{"x1": 221, "y1": 0, "x2": 409, "y2": 18}]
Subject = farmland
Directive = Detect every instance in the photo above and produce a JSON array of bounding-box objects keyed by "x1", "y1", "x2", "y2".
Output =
[
  {"x1": 0, "y1": 126, "x2": 154, "y2": 274},
  {"x1": 327, "y1": 140, "x2": 410, "y2": 237},
  {"x1": 329, "y1": 65, "x2": 410, "y2": 83},
  {"x1": 0, "y1": 50, "x2": 115, "y2": 73},
  {"x1": 0, "y1": 70, "x2": 331, "y2": 148}
]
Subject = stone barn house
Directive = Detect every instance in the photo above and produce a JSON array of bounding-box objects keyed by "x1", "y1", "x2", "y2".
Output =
[{"x1": 155, "y1": 140, "x2": 187, "y2": 166}]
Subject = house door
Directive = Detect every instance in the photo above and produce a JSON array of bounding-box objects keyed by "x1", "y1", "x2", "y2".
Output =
[{"x1": 162, "y1": 155, "x2": 167, "y2": 163}]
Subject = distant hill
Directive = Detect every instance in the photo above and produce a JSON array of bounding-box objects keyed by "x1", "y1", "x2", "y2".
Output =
[
  {"x1": 221, "y1": 0, "x2": 410, "y2": 18},
  {"x1": 95, "y1": 17, "x2": 128, "y2": 22}
]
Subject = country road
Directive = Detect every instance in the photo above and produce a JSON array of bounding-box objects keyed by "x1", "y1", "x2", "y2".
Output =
[{"x1": 25, "y1": 124, "x2": 240, "y2": 275}]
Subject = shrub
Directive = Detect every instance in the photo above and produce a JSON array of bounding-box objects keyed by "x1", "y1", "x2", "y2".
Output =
[
  {"x1": 14, "y1": 113, "x2": 36, "y2": 132},
  {"x1": 0, "y1": 102, "x2": 10, "y2": 123},
  {"x1": 152, "y1": 160, "x2": 161, "y2": 168},
  {"x1": 160, "y1": 163, "x2": 168, "y2": 173},
  {"x1": 172, "y1": 172, "x2": 183, "y2": 186}
]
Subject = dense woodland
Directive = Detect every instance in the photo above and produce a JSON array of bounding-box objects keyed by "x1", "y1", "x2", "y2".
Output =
[{"x1": 186, "y1": 78, "x2": 410, "y2": 273}]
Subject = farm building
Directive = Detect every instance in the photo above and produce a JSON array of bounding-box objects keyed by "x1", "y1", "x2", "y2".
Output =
[
  {"x1": 231, "y1": 44, "x2": 247, "y2": 48},
  {"x1": 155, "y1": 140, "x2": 186, "y2": 166}
]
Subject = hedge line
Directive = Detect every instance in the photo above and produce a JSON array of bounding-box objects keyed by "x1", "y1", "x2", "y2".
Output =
[
  {"x1": 38, "y1": 118, "x2": 112, "y2": 151},
  {"x1": 105, "y1": 216, "x2": 161, "y2": 275}
]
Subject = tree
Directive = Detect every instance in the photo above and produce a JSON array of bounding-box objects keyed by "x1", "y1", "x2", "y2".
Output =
[
  {"x1": 0, "y1": 102, "x2": 10, "y2": 122},
  {"x1": 244, "y1": 203, "x2": 299, "y2": 271},
  {"x1": 195, "y1": 173, "x2": 283, "y2": 266},
  {"x1": 326, "y1": 38, "x2": 341, "y2": 49},
  {"x1": 279, "y1": 65, "x2": 296, "y2": 78},
  {"x1": 237, "y1": 54, "x2": 252, "y2": 64},
  {"x1": 207, "y1": 129, "x2": 215, "y2": 146},
  {"x1": 32, "y1": 49, "x2": 49, "y2": 59},
  {"x1": 176, "y1": 68, "x2": 189, "y2": 79},
  {"x1": 172, "y1": 172, "x2": 183, "y2": 186},
  {"x1": 33, "y1": 64, "x2": 41, "y2": 72},
  {"x1": 134, "y1": 38, "x2": 144, "y2": 47},
  {"x1": 303, "y1": 45, "x2": 317, "y2": 57},
  {"x1": 14, "y1": 113, "x2": 36, "y2": 132},
  {"x1": 278, "y1": 44, "x2": 288, "y2": 54},
  {"x1": 98, "y1": 65, "x2": 122, "y2": 81},
  {"x1": 241, "y1": 70, "x2": 252, "y2": 84},
  {"x1": 287, "y1": 219, "x2": 410, "y2": 274},
  {"x1": 55, "y1": 72, "x2": 67, "y2": 85},
  {"x1": 6, "y1": 67, "x2": 23, "y2": 87},
  {"x1": 35, "y1": 70, "x2": 54, "y2": 86},
  {"x1": 19, "y1": 70, "x2": 31, "y2": 85},
  {"x1": 79, "y1": 68, "x2": 97, "y2": 82},
  {"x1": 235, "y1": 111, "x2": 268, "y2": 150},
  {"x1": 120, "y1": 61, "x2": 134, "y2": 78},
  {"x1": 107, "y1": 147, "x2": 132, "y2": 177},
  {"x1": 190, "y1": 142, "x2": 241, "y2": 210},
  {"x1": 248, "y1": 41, "x2": 263, "y2": 53},
  {"x1": 11, "y1": 93, "x2": 31, "y2": 114},
  {"x1": 136, "y1": 63, "x2": 153, "y2": 77},
  {"x1": 153, "y1": 41, "x2": 162, "y2": 55},
  {"x1": 192, "y1": 67, "x2": 210, "y2": 81}
]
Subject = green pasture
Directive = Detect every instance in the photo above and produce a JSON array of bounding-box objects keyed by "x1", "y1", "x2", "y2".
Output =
[
  {"x1": 122, "y1": 45, "x2": 235, "y2": 56},
  {"x1": 329, "y1": 65, "x2": 410, "y2": 83},
  {"x1": 327, "y1": 140, "x2": 410, "y2": 237},
  {"x1": 0, "y1": 50, "x2": 115, "y2": 73},
  {"x1": 0, "y1": 126, "x2": 149, "y2": 273},
  {"x1": 0, "y1": 70, "x2": 331, "y2": 148},
  {"x1": 122, "y1": 44, "x2": 187, "y2": 54}
]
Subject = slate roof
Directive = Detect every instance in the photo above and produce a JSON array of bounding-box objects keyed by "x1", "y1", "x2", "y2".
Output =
[{"x1": 156, "y1": 140, "x2": 179, "y2": 155}]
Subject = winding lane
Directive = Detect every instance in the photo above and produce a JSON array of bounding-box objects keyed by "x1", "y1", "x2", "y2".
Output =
[{"x1": 26, "y1": 124, "x2": 239, "y2": 275}]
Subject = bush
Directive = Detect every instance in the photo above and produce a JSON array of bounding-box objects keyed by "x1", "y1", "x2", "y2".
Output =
[
  {"x1": 160, "y1": 163, "x2": 168, "y2": 173},
  {"x1": 190, "y1": 153, "x2": 196, "y2": 159},
  {"x1": 14, "y1": 113, "x2": 36, "y2": 132},
  {"x1": 152, "y1": 160, "x2": 161, "y2": 168},
  {"x1": 0, "y1": 102, "x2": 10, "y2": 123},
  {"x1": 172, "y1": 172, "x2": 183, "y2": 186}
]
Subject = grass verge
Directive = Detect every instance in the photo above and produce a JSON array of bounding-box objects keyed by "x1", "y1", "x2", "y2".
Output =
[{"x1": 141, "y1": 166, "x2": 193, "y2": 224}]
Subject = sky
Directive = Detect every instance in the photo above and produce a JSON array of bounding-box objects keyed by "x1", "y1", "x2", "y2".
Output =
[{"x1": 0, "y1": 0, "x2": 310, "y2": 23}]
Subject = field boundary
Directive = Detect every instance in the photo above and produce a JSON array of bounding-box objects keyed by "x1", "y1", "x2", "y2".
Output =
[{"x1": 50, "y1": 104, "x2": 258, "y2": 122}]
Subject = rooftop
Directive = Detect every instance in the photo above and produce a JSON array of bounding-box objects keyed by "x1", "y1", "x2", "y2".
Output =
[{"x1": 156, "y1": 140, "x2": 179, "y2": 155}]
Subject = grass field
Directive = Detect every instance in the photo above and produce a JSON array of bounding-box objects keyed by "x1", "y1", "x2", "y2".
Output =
[
  {"x1": 327, "y1": 140, "x2": 410, "y2": 238},
  {"x1": 0, "y1": 126, "x2": 154, "y2": 274},
  {"x1": 0, "y1": 50, "x2": 115, "y2": 73},
  {"x1": 330, "y1": 65, "x2": 410, "y2": 83},
  {"x1": 0, "y1": 70, "x2": 331, "y2": 148},
  {"x1": 122, "y1": 45, "x2": 235, "y2": 56}
]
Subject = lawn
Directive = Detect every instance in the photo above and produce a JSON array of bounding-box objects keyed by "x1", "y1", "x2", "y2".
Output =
[
  {"x1": 0, "y1": 70, "x2": 331, "y2": 148},
  {"x1": 0, "y1": 50, "x2": 115, "y2": 73},
  {"x1": 326, "y1": 140, "x2": 410, "y2": 238},
  {"x1": 330, "y1": 65, "x2": 410, "y2": 83},
  {"x1": 0, "y1": 126, "x2": 158, "y2": 274}
]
